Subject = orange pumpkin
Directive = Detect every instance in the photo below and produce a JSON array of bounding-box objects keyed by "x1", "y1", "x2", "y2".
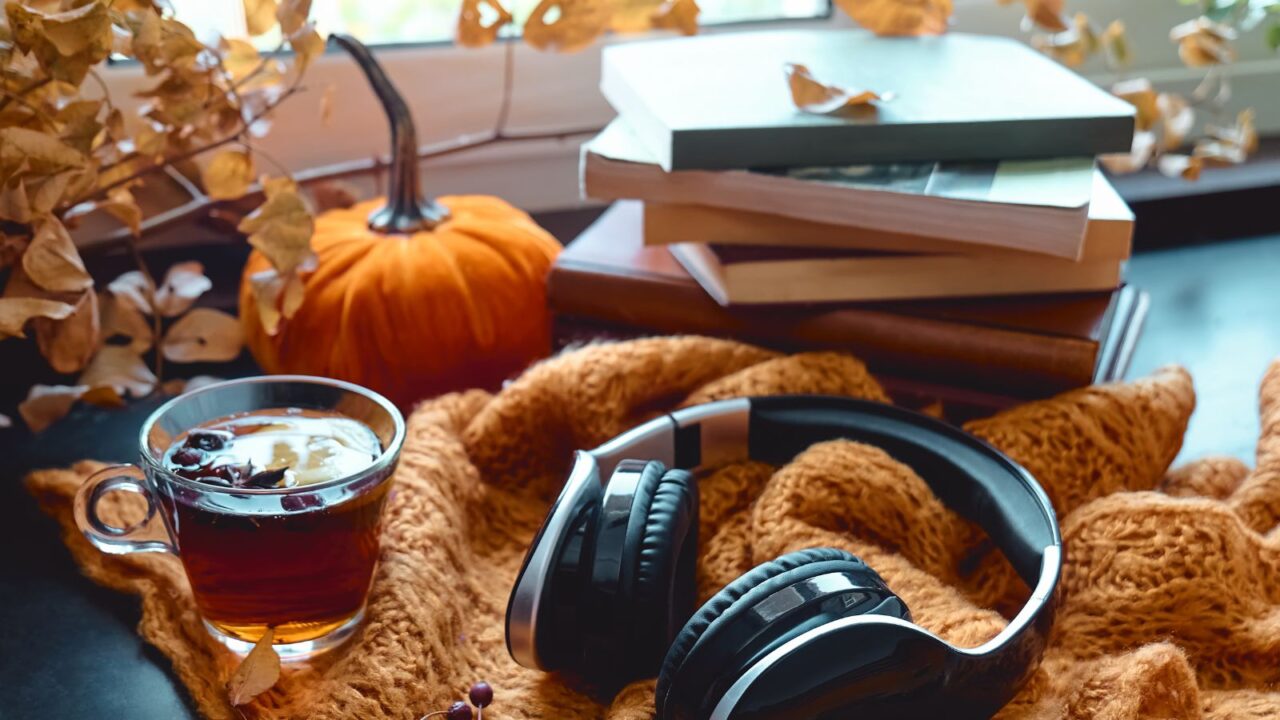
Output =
[{"x1": 239, "y1": 35, "x2": 561, "y2": 408}]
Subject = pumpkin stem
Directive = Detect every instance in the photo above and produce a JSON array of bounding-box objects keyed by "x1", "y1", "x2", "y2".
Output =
[{"x1": 329, "y1": 34, "x2": 450, "y2": 233}]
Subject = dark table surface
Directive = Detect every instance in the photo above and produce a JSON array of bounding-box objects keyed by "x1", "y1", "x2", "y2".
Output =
[{"x1": 1, "y1": 230, "x2": 1278, "y2": 719}]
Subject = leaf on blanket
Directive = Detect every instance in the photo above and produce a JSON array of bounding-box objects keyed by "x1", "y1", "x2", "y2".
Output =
[
  {"x1": 227, "y1": 628, "x2": 280, "y2": 706},
  {"x1": 785, "y1": 63, "x2": 886, "y2": 115}
]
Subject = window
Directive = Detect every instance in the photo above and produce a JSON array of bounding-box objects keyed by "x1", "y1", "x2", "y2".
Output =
[{"x1": 169, "y1": 0, "x2": 831, "y2": 47}]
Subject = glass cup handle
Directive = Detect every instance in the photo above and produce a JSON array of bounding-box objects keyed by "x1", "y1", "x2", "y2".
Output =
[{"x1": 73, "y1": 464, "x2": 176, "y2": 556}]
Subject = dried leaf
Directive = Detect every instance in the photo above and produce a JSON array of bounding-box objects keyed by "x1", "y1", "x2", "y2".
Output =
[
  {"x1": 248, "y1": 268, "x2": 305, "y2": 335},
  {"x1": 19, "y1": 384, "x2": 86, "y2": 433},
  {"x1": 0, "y1": 297, "x2": 74, "y2": 340},
  {"x1": 456, "y1": 0, "x2": 513, "y2": 48},
  {"x1": 81, "y1": 384, "x2": 126, "y2": 408},
  {"x1": 1206, "y1": 108, "x2": 1258, "y2": 154},
  {"x1": 35, "y1": 289, "x2": 99, "y2": 374},
  {"x1": 786, "y1": 63, "x2": 885, "y2": 115},
  {"x1": 1098, "y1": 130, "x2": 1156, "y2": 174},
  {"x1": 1157, "y1": 93, "x2": 1194, "y2": 150},
  {"x1": 651, "y1": 0, "x2": 700, "y2": 35},
  {"x1": 78, "y1": 345, "x2": 157, "y2": 399},
  {"x1": 242, "y1": 0, "x2": 278, "y2": 36},
  {"x1": 311, "y1": 181, "x2": 359, "y2": 211},
  {"x1": 162, "y1": 308, "x2": 244, "y2": 363},
  {"x1": 319, "y1": 83, "x2": 336, "y2": 127},
  {"x1": 611, "y1": 0, "x2": 663, "y2": 32},
  {"x1": 0, "y1": 414, "x2": 11, "y2": 429},
  {"x1": 276, "y1": 0, "x2": 313, "y2": 36},
  {"x1": 289, "y1": 23, "x2": 324, "y2": 74},
  {"x1": 523, "y1": 0, "x2": 613, "y2": 53},
  {"x1": 202, "y1": 150, "x2": 256, "y2": 201},
  {"x1": 23, "y1": 217, "x2": 93, "y2": 293},
  {"x1": 102, "y1": 187, "x2": 144, "y2": 237},
  {"x1": 227, "y1": 628, "x2": 280, "y2": 706},
  {"x1": 0, "y1": 234, "x2": 30, "y2": 271},
  {"x1": 834, "y1": 0, "x2": 953, "y2": 36},
  {"x1": 108, "y1": 271, "x2": 154, "y2": 315},
  {"x1": 0, "y1": 127, "x2": 88, "y2": 177},
  {"x1": 100, "y1": 293, "x2": 153, "y2": 354},
  {"x1": 5, "y1": 1, "x2": 114, "y2": 84},
  {"x1": 1023, "y1": 0, "x2": 1066, "y2": 33},
  {"x1": 155, "y1": 261, "x2": 213, "y2": 318},
  {"x1": 1157, "y1": 154, "x2": 1202, "y2": 180},
  {"x1": 238, "y1": 177, "x2": 316, "y2": 276},
  {"x1": 1194, "y1": 139, "x2": 1248, "y2": 166},
  {"x1": 1171, "y1": 17, "x2": 1237, "y2": 67},
  {"x1": 221, "y1": 37, "x2": 261, "y2": 81},
  {"x1": 1112, "y1": 78, "x2": 1158, "y2": 132},
  {"x1": 1101, "y1": 20, "x2": 1130, "y2": 67}
]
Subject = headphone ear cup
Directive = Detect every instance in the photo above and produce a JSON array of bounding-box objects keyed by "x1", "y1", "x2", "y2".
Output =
[
  {"x1": 631, "y1": 468, "x2": 698, "y2": 671},
  {"x1": 656, "y1": 548, "x2": 902, "y2": 720}
]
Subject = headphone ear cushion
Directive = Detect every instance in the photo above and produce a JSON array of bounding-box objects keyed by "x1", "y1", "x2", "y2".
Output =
[
  {"x1": 631, "y1": 468, "x2": 698, "y2": 664},
  {"x1": 655, "y1": 548, "x2": 884, "y2": 717}
]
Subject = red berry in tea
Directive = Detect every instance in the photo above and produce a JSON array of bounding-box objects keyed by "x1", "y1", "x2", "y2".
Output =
[{"x1": 164, "y1": 408, "x2": 381, "y2": 490}]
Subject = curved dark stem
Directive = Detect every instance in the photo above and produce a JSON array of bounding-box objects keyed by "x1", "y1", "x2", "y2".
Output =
[{"x1": 330, "y1": 33, "x2": 449, "y2": 233}]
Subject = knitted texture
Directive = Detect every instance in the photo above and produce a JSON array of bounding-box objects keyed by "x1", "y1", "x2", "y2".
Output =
[{"x1": 25, "y1": 336, "x2": 1280, "y2": 719}]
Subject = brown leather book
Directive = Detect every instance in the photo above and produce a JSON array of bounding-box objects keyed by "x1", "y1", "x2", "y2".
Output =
[{"x1": 549, "y1": 203, "x2": 1147, "y2": 399}]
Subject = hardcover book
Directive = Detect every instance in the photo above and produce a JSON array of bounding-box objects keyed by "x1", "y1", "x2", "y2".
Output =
[
  {"x1": 600, "y1": 29, "x2": 1136, "y2": 171},
  {"x1": 641, "y1": 170, "x2": 1134, "y2": 262},
  {"x1": 550, "y1": 202, "x2": 1147, "y2": 399},
  {"x1": 582, "y1": 119, "x2": 1100, "y2": 260}
]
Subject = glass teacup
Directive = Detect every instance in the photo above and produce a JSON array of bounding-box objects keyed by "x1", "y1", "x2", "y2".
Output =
[{"x1": 73, "y1": 376, "x2": 405, "y2": 658}]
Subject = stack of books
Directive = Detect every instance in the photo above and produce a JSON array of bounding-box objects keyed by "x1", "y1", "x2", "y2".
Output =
[{"x1": 553, "y1": 29, "x2": 1147, "y2": 416}]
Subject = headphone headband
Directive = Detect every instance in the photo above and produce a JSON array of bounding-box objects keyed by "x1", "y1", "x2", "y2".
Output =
[{"x1": 507, "y1": 396, "x2": 1061, "y2": 715}]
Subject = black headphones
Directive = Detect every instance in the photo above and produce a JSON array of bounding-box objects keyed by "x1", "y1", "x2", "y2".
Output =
[{"x1": 506, "y1": 395, "x2": 1061, "y2": 719}]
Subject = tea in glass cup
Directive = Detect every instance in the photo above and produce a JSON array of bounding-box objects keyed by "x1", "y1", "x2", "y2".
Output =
[{"x1": 74, "y1": 377, "x2": 405, "y2": 658}]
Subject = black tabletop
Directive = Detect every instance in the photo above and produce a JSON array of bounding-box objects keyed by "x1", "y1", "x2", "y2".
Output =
[{"x1": 2, "y1": 231, "x2": 1278, "y2": 720}]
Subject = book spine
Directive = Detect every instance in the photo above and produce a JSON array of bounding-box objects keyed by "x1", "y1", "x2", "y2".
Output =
[{"x1": 549, "y1": 263, "x2": 1101, "y2": 397}]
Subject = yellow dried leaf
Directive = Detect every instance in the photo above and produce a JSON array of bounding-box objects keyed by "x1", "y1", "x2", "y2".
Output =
[
  {"x1": 523, "y1": 0, "x2": 613, "y2": 53},
  {"x1": 1098, "y1": 130, "x2": 1156, "y2": 174},
  {"x1": 834, "y1": 0, "x2": 952, "y2": 36},
  {"x1": 242, "y1": 0, "x2": 278, "y2": 36},
  {"x1": 276, "y1": 0, "x2": 313, "y2": 36},
  {"x1": 0, "y1": 127, "x2": 88, "y2": 177},
  {"x1": 81, "y1": 385, "x2": 126, "y2": 409},
  {"x1": 1157, "y1": 93, "x2": 1194, "y2": 151},
  {"x1": 247, "y1": 268, "x2": 305, "y2": 335},
  {"x1": 154, "y1": 261, "x2": 213, "y2": 318},
  {"x1": 238, "y1": 177, "x2": 316, "y2": 276},
  {"x1": 785, "y1": 63, "x2": 885, "y2": 115},
  {"x1": 79, "y1": 345, "x2": 157, "y2": 399},
  {"x1": 19, "y1": 384, "x2": 87, "y2": 433},
  {"x1": 35, "y1": 289, "x2": 99, "y2": 374},
  {"x1": 57, "y1": 100, "x2": 105, "y2": 155},
  {"x1": 23, "y1": 217, "x2": 93, "y2": 293},
  {"x1": 1206, "y1": 108, "x2": 1257, "y2": 155},
  {"x1": 611, "y1": 0, "x2": 664, "y2": 33},
  {"x1": 162, "y1": 308, "x2": 244, "y2": 363},
  {"x1": 221, "y1": 37, "x2": 261, "y2": 82},
  {"x1": 651, "y1": 0, "x2": 700, "y2": 36},
  {"x1": 1194, "y1": 139, "x2": 1248, "y2": 166},
  {"x1": 1112, "y1": 78, "x2": 1158, "y2": 132},
  {"x1": 108, "y1": 271, "x2": 154, "y2": 315},
  {"x1": 102, "y1": 187, "x2": 143, "y2": 237},
  {"x1": 1023, "y1": 0, "x2": 1066, "y2": 33},
  {"x1": 1101, "y1": 20, "x2": 1130, "y2": 67},
  {"x1": 1171, "y1": 17, "x2": 1237, "y2": 67},
  {"x1": 1157, "y1": 154, "x2": 1202, "y2": 180},
  {"x1": 202, "y1": 150, "x2": 255, "y2": 201},
  {"x1": 288, "y1": 23, "x2": 324, "y2": 74},
  {"x1": 456, "y1": 0, "x2": 513, "y2": 48},
  {"x1": 227, "y1": 628, "x2": 280, "y2": 706},
  {"x1": 5, "y1": 1, "x2": 113, "y2": 84},
  {"x1": 100, "y1": 293, "x2": 153, "y2": 354},
  {"x1": 0, "y1": 297, "x2": 74, "y2": 340}
]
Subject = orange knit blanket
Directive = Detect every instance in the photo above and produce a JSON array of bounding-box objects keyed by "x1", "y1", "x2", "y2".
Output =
[{"x1": 26, "y1": 337, "x2": 1280, "y2": 719}]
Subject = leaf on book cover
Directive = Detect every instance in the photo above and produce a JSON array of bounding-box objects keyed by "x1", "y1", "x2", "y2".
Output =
[
  {"x1": 785, "y1": 63, "x2": 886, "y2": 115},
  {"x1": 523, "y1": 0, "x2": 612, "y2": 53},
  {"x1": 651, "y1": 0, "x2": 700, "y2": 36},
  {"x1": 1171, "y1": 17, "x2": 1237, "y2": 67},
  {"x1": 456, "y1": 0, "x2": 513, "y2": 48},
  {"x1": 1098, "y1": 130, "x2": 1156, "y2": 175},
  {"x1": 227, "y1": 629, "x2": 281, "y2": 706},
  {"x1": 834, "y1": 0, "x2": 952, "y2": 36},
  {"x1": 1157, "y1": 154, "x2": 1202, "y2": 181}
]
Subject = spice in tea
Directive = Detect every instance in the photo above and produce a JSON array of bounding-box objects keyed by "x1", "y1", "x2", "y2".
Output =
[{"x1": 163, "y1": 408, "x2": 382, "y2": 489}]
